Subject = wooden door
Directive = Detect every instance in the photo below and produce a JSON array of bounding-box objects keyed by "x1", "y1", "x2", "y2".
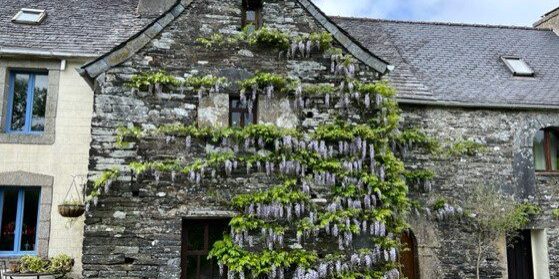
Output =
[
  {"x1": 507, "y1": 230, "x2": 534, "y2": 279},
  {"x1": 181, "y1": 218, "x2": 230, "y2": 279},
  {"x1": 399, "y1": 231, "x2": 419, "y2": 279}
]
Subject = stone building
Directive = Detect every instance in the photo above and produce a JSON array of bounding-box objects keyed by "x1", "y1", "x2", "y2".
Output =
[
  {"x1": 2, "y1": 0, "x2": 559, "y2": 278},
  {"x1": 75, "y1": 1, "x2": 559, "y2": 279},
  {"x1": 0, "y1": 0, "x2": 158, "y2": 276}
]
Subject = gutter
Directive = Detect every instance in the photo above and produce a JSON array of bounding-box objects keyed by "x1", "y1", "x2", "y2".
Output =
[
  {"x1": 397, "y1": 98, "x2": 559, "y2": 111},
  {"x1": 0, "y1": 47, "x2": 98, "y2": 59}
]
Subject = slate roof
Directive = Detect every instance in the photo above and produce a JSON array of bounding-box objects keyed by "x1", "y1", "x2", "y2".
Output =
[
  {"x1": 0, "y1": 0, "x2": 156, "y2": 57},
  {"x1": 334, "y1": 17, "x2": 559, "y2": 108}
]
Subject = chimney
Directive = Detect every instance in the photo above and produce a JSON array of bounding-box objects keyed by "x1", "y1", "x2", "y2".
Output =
[
  {"x1": 136, "y1": 0, "x2": 176, "y2": 16},
  {"x1": 534, "y1": 7, "x2": 559, "y2": 30}
]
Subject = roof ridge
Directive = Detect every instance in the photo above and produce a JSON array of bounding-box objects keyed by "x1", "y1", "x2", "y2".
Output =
[{"x1": 332, "y1": 16, "x2": 553, "y2": 31}]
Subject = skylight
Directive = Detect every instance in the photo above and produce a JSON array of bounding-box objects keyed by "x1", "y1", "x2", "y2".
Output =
[
  {"x1": 12, "y1": 8, "x2": 46, "y2": 25},
  {"x1": 501, "y1": 57, "x2": 534, "y2": 77}
]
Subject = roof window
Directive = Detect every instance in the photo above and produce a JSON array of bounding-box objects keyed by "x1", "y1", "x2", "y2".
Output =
[
  {"x1": 501, "y1": 56, "x2": 534, "y2": 77},
  {"x1": 12, "y1": 8, "x2": 47, "y2": 25}
]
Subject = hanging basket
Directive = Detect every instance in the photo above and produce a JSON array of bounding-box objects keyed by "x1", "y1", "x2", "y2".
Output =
[
  {"x1": 58, "y1": 175, "x2": 87, "y2": 218},
  {"x1": 58, "y1": 204, "x2": 86, "y2": 218}
]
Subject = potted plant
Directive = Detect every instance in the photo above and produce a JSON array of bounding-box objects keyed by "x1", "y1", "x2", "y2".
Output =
[
  {"x1": 58, "y1": 199, "x2": 85, "y2": 218},
  {"x1": 6, "y1": 254, "x2": 74, "y2": 277}
]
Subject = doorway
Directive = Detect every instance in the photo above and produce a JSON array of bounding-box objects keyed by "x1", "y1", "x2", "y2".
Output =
[
  {"x1": 399, "y1": 230, "x2": 419, "y2": 279},
  {"x1": 181, "y1": 218, "x2": 230, "y2": 279},
  {"x1": 506, "y1": 230, "x2": 534, "y2": 279}
]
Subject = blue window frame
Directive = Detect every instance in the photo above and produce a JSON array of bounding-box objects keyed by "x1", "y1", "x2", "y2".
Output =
[
  {"x1": 5, "y1": 71, "x2": 48, "y2": 134},
  {"x1": 0, "y1": 187, "x2": 41, "y2": 256}
]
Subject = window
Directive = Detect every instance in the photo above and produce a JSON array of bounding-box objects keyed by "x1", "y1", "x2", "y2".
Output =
[
  {"x1": 181, "y1": 219, "x2": 229, "y2": 279},
  {"x1": 533, "y1": 128, "x2": 559, "y2": 172},
  {"x1": 502, "y1": 57, "x2": 534, "y2": 77},
  {"x1": 5, "y1": 71, "x2": 48, "y2": 134},
  {"x1": 229, "y1": 96, "x2": 257, "y2": 127},
  {"x1": 11, "y1": 8, "x2": 47, "y2": 25},
  {"x1": 242, "y1": 0, "x2": 263, "y2": 29},
  {"x1": 0, "y1": 187, "x2": 41, "y2": 256}
]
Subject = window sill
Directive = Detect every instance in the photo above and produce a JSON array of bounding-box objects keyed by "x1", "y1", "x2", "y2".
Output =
[{"x1": 0, "y1": 132, "x2": 54, "y2": 145}]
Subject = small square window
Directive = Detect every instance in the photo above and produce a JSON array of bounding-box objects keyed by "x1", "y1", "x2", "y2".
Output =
[
  {"x1": 6, "y1": 71, "x2": 49, "y2": 134},
  {"x1": 534, "y1": 128, "x2": 559, "y2": 172},
  {"x1": 229, "y1": 96, "x2": 257, "y2": 128},
  {"x1": 12, "y1": 8, "x2": 46, "y2": 25},
  {"x1": 502, "y1": 57, "x2": 534, "y2": 77},
  {"x1": 242, "y1": 0, "x2": 263, "y2": 29}
]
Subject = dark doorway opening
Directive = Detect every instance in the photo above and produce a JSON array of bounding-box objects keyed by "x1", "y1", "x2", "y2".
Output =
[
  {"x1": 181, "y1": 218, "x2": 230, "y2": 279},
  {"x1": 507, "y1": 230, "x2": 534, "y2": 279},
  {"x1": 399, "y1": 230, "x2": 419, "y2": 279}
]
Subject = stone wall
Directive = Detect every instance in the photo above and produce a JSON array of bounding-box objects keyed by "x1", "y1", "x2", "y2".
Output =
[{"x1": 83, "y1": 0, "x2": 559, "y2": 278}]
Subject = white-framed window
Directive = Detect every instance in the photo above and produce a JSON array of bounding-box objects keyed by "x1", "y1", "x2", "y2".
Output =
[{"x1": 11, "y1": 8, "x2": 47, "y2": 25}]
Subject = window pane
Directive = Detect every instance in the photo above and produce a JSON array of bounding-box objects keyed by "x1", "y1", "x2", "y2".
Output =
[
  {"x1": 231, "y1": 112, "x2": 242, "y2": 127},
  {"x1": 199, "y1": 257, "x2": 220, "y2": 279},
  {"x1": 246, "y1": 11, "x2": 256, "y2": 21},
  {"x1": 244, "y1": 111, "x2": 254, "y2": 125},
  {"x1": 186, "y1": 224, "x2": 205, "y2": 251},
  {"x1": 31, "y1": 74, "x2": 48, "y2": 132},
  {"x1": 10, "y1": 73, "x2": 30, "y2": 132},
  {"x1": 16, "y1": 11, "x2": 42, "y2": 22},
  {"x1": 551, "y1": 132, "x2": 559, "y2": 171},
  {"x1": 533, "y1": 130, "x2": 546, "y2": 171},
  {"x1": 0, "y1": 189, "x2": 19, "y2": 251},
  {"x1": 20, "y1": 188, "x2": 40, "y2": 251},
  {"x1": 185, "y1": 255, "x2": 199, "y2": 279}
]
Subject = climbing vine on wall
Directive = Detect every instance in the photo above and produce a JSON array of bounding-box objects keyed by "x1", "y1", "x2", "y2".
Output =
[{"x1": 94, "y1": 28, "x2": 493, "y2": 279}]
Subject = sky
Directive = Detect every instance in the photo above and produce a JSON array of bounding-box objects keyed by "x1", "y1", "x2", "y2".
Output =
[{"x1": 313, "y1": 0, "x2": 559, "y2": 26}]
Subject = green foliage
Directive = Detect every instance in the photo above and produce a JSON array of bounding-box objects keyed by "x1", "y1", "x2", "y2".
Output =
[
  {"x1": 239, "y1": 72, "x2": 296, "y2": 93},
  {"x1": 553, "y1": 208, "x2": 559, "y2": 219},
  {"x1": 127, "y1": 71, "x2": 180, "y2": 90},
  {"x1": 309, "y1": 32, "x2": 334, "y2": 50},
  {"x1": 48, "y1": 254, "x2": 74, "y2": 274},
  {"x1": 356, "y1": 81, "x2": 396, "y2": 98},
  {"x1": 463, "y1": 185, "x2": 540, "y2": 241},
  {"x1": 312, "y1": 121, "x2": 382, "y2": 142},
  {"x1": 197, "y1": 27, "x2": 333, "y2": 54},
  {"x1": 115, "y1": 126, "x2": 143, "y2": 148},
  {"x1": 433, "y1": 198, "x2": 447, "y2": 211},
  {"x1": 14, "y1": 254, "x2": 74, "y2": 274},
  {"x1": 232, "y1": 180, "x2": 309, "y2": 208},
  {"x1": 208, "y1": 236, "x2": 317, "y2": 275},
  {"x1": 196, "y1": 33, "x2": 239, "y2": 48},
  {"x1": 445, "y1": 140, "x2": 486, "y2": 156},
  {"x1": 396, "y1": 128, "x2": 440, "y2": 152},
  {"x1": 184, "y1": 75, "x2": 228, "y2": 90},
  {"x1": 90, "y1": 168, "x2": 120, "y2": 198},
  {"x1": 403, "y1": 169, "x2": 435, "y2": 181},
  {"x1": 302, "y1": 83, "x2": 336, "y2": 95},
  {"x1": 17, "y1": 256, "x2": 49, "y2": 273},
  {"x1": 246, "y1": 26, "x2": 291, "y2": 50}
]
